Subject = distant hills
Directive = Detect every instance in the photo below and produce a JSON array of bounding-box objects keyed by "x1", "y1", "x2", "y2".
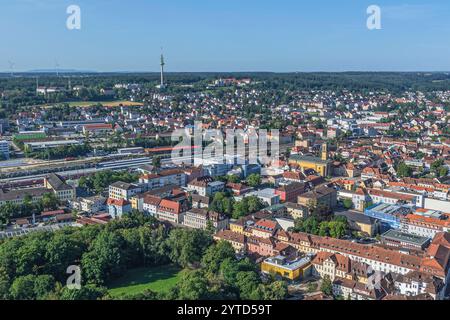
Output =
[{"x1": 26, "y1": 69, "x2": 97, "y2": 73}]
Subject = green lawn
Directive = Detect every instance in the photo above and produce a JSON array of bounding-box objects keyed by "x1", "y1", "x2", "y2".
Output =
[{"x1": 108, "y1": 265, "x2": 182, "y2": 297}]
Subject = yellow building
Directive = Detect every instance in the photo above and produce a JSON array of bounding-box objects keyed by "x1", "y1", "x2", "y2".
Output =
[
  {"x1": 288, "y1": 155, "x2": 331, "y2": 177},
  {"x1": 230, "y1": 218, "x2": 253, "y2": 237},
  {"x1": 261, "y1": 255, "x2": 311, "y2": 281}
]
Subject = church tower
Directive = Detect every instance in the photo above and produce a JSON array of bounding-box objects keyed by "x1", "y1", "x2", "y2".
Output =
[{"x1": 321, "y1": 143, "x2": 328, "y2": 161}]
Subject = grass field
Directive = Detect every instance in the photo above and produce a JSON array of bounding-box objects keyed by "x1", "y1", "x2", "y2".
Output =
[{"x1": 108, "y1": 265, "x2": 183, "y2": 297}]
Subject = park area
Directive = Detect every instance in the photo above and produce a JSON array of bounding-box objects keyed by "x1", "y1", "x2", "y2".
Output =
[{"x1": 107, "y1": 265, "x2": 182, "y2": 298}]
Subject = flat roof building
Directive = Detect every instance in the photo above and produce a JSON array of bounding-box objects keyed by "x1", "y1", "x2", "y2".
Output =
[{"x1": 381, "y1": 229, "x2": 430, "y2": 251}]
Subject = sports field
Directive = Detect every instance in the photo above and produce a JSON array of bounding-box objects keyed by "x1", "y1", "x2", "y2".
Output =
[{"x1": 107, "y1": 265, "x2": 182, "y2": 297}]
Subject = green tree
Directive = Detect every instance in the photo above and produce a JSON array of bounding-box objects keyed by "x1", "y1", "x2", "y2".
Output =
[
  {"x1": 59, "y1": 284, "x2": 107, "y2": 300},
  {"x1": 201, "y1": 241, "x2": 236, "y2": 275},
  {"x1": 246, "y1": 174, "x2": 262, "y2": 188},
  {"x1": 41, "y1": 193, "x2": 59, "y2": 210},
  {"x1": 33, "y1": 275, "x2": 56, "y2": 300},
  {"x1": 177, "y1": 270, "x2": 209, "y2": 300},
  {"x1": 397, "y1": 162, "x2": 413, "y2": 178},
  {"x1": 260, "y1": 281, "x2": 288, "y2": 300},
  {"x1": 320, "y1": 276, "x2": 333, "y2": 296},
  {"x1": 166, "y1": 229, "x2": 213, "y2": 268},
  {"x1": 81, "y1": 231, "x2": 125, "y2": 285},
  {"x1": 235, "y1": 271, "x2": 262, "y2": 300},
  {"x1": 342, "y1": 198, "x2": 353, "y2": 209},
  {"x1": 9, "y1": 275, "x2": 36, "y2": 300}
]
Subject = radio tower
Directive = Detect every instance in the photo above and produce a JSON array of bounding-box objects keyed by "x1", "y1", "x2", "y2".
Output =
[{"x1": 160, "y1": 49, "x2": 165, "y2": 89}]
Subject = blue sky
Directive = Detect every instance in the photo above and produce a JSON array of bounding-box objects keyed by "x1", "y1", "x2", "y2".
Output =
[{"x1": 1, "y1": 0, "x2": 450, "y2": 72}]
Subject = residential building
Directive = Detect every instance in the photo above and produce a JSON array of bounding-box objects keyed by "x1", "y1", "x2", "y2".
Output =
[
  {"x1": 276, "y1": 182, "x2": 307, "y2": 203},
  {"x1": 109, "y1": 182, "x2": 141, "y2": 201},
  {"x1": 285, "y1": 202, "x2": 309, "y2": 220},
  {"x1": 335, "y1": 211, "x2": 380, "y2": 236},
  {"x1": 298, "y1": 186, "x2": 337, "y2": 211},
  {"x1": 107, "y1": 198, "x2": 132, "y2": 219},
  {"x1": 182, "y1": 208, "x2": 229, "y2": 231},
  {"x1": 243, "y1": 188, "x2": 280, "y2": 206},
  {"x1": 77, "y1": 196, "x2": 106, "y2": 214},
  {"x1": 400, "y1": 209, "x2": 450, "y2": 239},
  {"x1": 187, "y1": 176, "x2": 225, "y2": 196},
  {"x1": 139, "y1": 169, "x2": 187, "y2": 190}
]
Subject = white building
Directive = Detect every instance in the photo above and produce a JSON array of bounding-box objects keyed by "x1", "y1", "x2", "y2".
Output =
[{"x1": 109, "y1": 182, "x2": 142, "y2": 201}]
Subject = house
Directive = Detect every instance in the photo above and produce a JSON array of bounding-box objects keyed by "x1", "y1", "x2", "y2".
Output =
[
  {"x1": 332, "y1": 277, "x2": 387, "y2": 300},
  {"x1": 400, "y1": 209, "x2": 450, "y2": 239},
  {"x1": 284, "y1": 202, "x2": 309, "y2": 220},
  {"x1": 182, "y1": 208, "x2": 229, "y2": 231},
  {"x1": 393, "y1": 271, "x2": 445, "y2": 300},
  {"x1": 243, "y1": 188, "x2": 280, "y2": 206},
  {"x1": 368, "y1": 188, "x2": 422, "y2": 207},
  {"x1": 276, "y1": 182, "x2": 307, "y2": 203},
  {"x1": 247, "y1": 236, "x2": 275, "y2": 257},
  {"x1": 77, "y1": 196, "x2": 106, "y2": 214},
  {"x1": 250, "y1": 219, "x2": 279, "y2": 238},
  {"x1": 107, "y1": 198, "x2": 132, "y2": 219},
  {"x1": 109, "y1": 182, "x2": 141, "y2": 201},
  {"x1": 298, "y1": 186, "x2": 337, "y2": 211},
  {"x1": 311, "y1": 252, "x2": 372, "y2": 285},
  {"x1": 156, "y1": 198, "x2": 188, "y2": 224},
  {"x1": 187, "y1": 177, "x2": 225, "y2": 196},
  {"x1": 191, "y1": 194, "x2": 211, "y2": 209},
  {"x1": 226, "y1": 183, "x2": 253, "y2": 196},
  {"x1": 335, "y1": 211, "x2": 380, "y2": 236},
  {"x1": 139, "y1": 169, "x2": 187, "y2": 190},
  {"x1": 214, "y1": 230, "x2": 246, "y2": 253},
  {"x1": 82, "y1": 123, "x2": 113, "y2": 136}
]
